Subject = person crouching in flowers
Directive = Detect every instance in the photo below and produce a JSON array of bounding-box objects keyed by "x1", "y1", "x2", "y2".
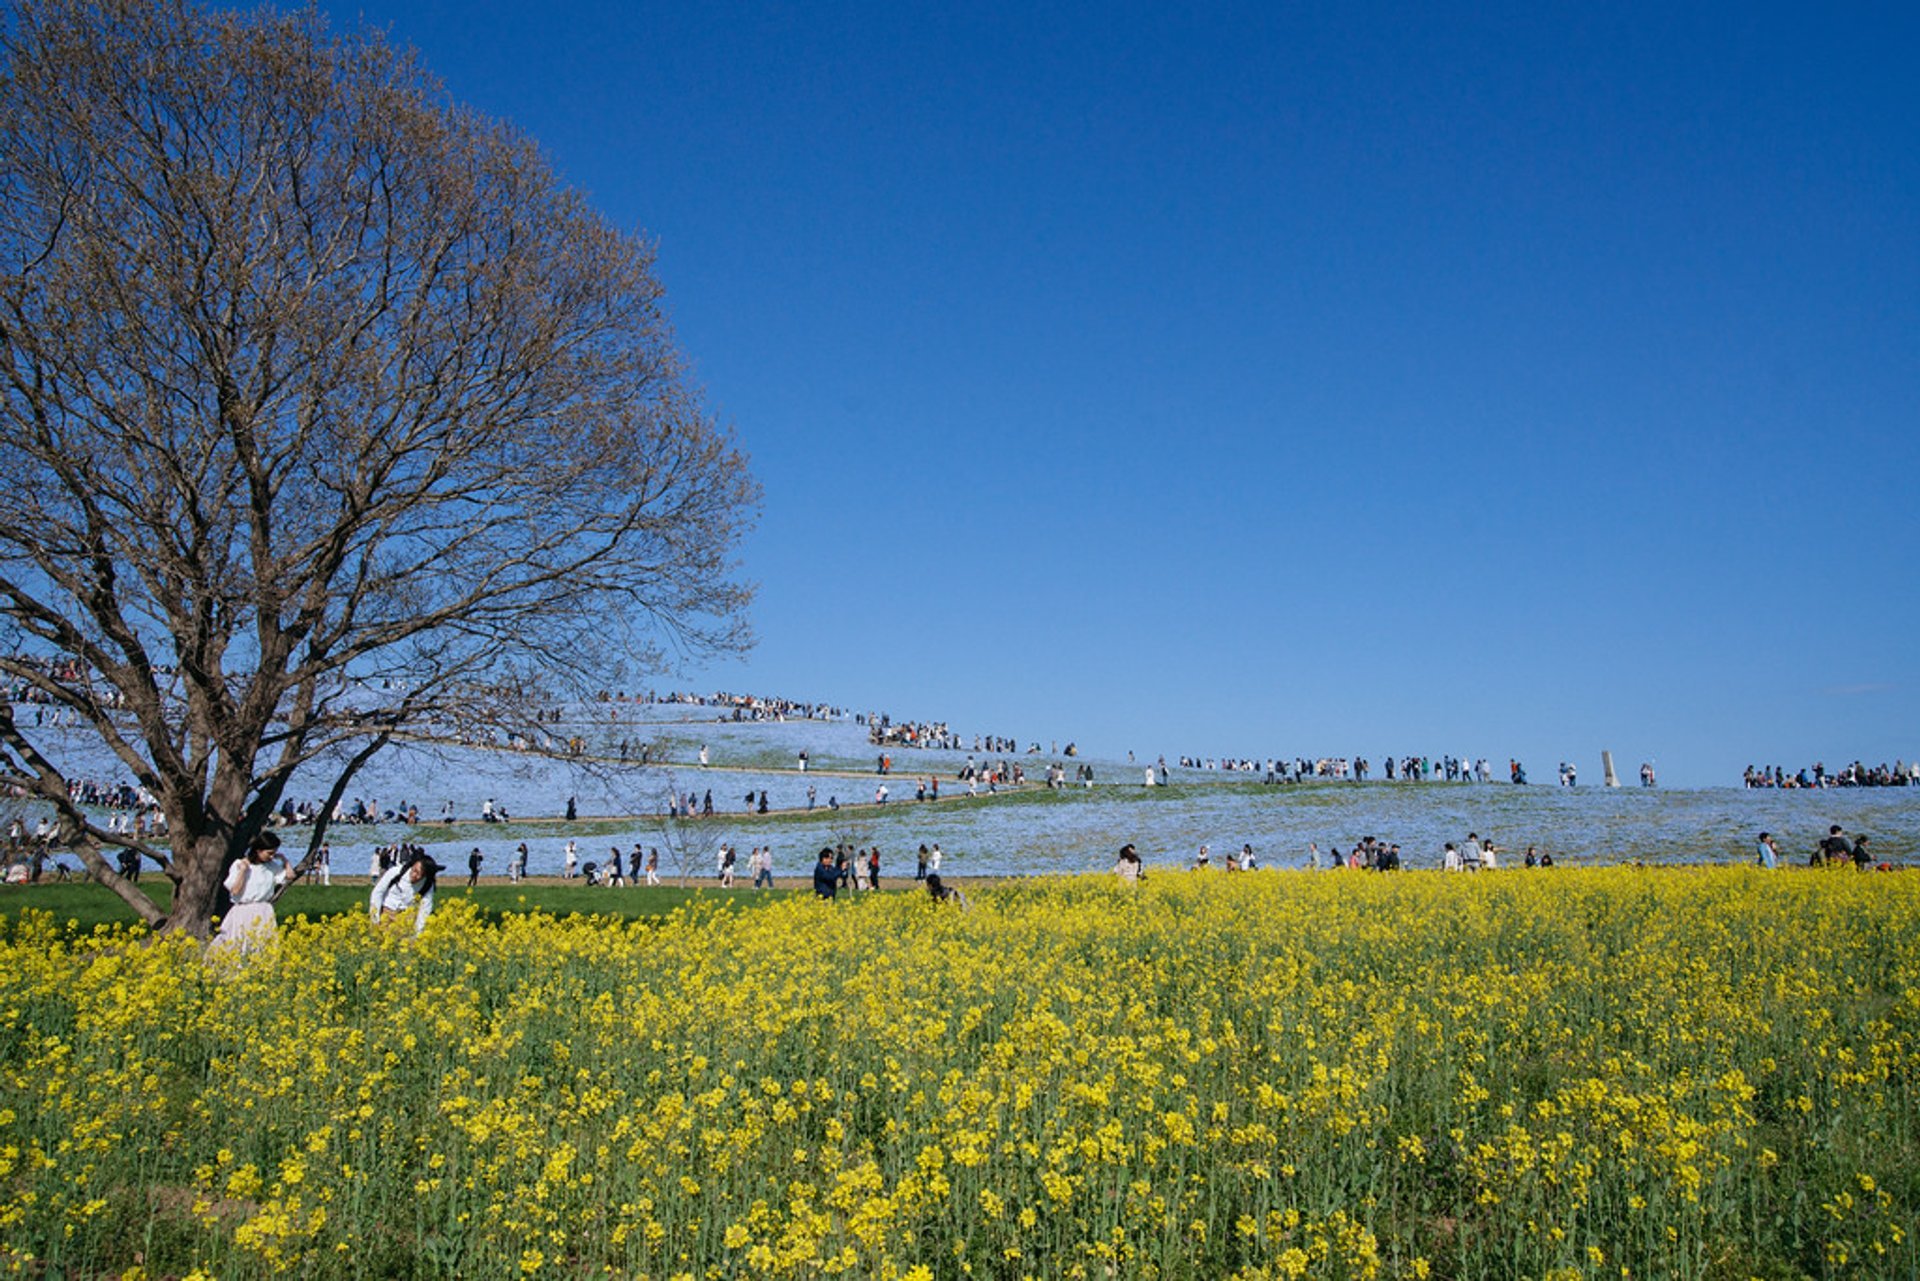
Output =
[
  {"x1": 925, "y1": 872, "x2": 969, "y2": 909},
  {"x1": 1114, "y1": 843, "x2": 1144, "y2": 882},
  {"x1": 211, "y1": 829, "x2": 297, "y2": 954},
  {"x1": 371, "y1": 851, "x2": 440, "y2": 933}
]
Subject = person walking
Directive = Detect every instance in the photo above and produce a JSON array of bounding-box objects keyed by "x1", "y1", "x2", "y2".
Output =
[{"x1": 466, "y1": 847, "x2": 483, "y2": 887}]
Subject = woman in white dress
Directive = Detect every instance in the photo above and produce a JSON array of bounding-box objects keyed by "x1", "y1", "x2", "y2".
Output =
[{"x1": 211, "y1": 830, "x2": 295, "y2": 954}]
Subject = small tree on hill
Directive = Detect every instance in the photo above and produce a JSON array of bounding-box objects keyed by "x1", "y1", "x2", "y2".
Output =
[{"x1": 0, "y1": 0, "x2": 757, "y2": 935}]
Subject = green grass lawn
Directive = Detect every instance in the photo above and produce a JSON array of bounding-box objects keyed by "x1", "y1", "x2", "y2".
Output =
[{"x1": 0, "y1": 878, "x2": 801, "y2": 936}]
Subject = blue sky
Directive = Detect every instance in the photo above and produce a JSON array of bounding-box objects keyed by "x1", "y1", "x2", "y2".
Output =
[{"x1": 329, "y1": 0, "x2": 1916, "y2": 784}]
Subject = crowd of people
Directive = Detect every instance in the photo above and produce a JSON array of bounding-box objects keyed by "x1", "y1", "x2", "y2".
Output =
[
  {"x1": 8, "y1": 673, "x2": 1914, "y2": 904},
  {"x1": 5, "y1": 655, "x2": 137, "y2": 711},
  {"x1": 1043, "y1": 761, "x2": 1098, "y2": 788},
  {"x1": 630, "y1": 689, "x2": 845, "y2": 723},
  {"x1": 958, "y1": 757, "x2": 1024, "y2": 789},
  {"x1": 6, "y1": 781, "x2": 166, "y2": 844},
  {"x1": 1177, "y1": 754, "x2": 1663, "y2": 788},
  {"x1": 1106, "y1": 819, "x2": 1902, "y2": 880},
  {"x1": 261, "y1": 796, "x2": 430, "y2": 827},
  {"x1": 1298, "y1": 833, "x2": 1557, "y2": 871},
  {"x1": 857, "y1": 716, "x2": 1077, "y2": 760},
  {"x1": 805, "y1": 842, "x2": 951, "y2": 897},
  {"x1": 2, "y1": 816, "x2": 77, "y2": 882},
  {"x1": 1182, "y1": 755, "x2": 1518, "y2": 784},
  {"x1": 1744, "y1": 762, "x2": 1915, "y2": 788},
  {"x1": 1755, "y1": 824, "x2": 1893, "y2": 871},
  {"x1": 866, "y1": 715, "x2": 960, "y2": 751},
  {"x1": 445, "y1": 839, "x2": 963, "y2": 891},
  {"x1": 1110, "y1": 834, "x2": 1562, "y2": 877}
]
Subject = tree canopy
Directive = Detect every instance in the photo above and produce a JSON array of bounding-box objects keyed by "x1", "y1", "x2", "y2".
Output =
[{"x1": 0, "y1": 0, "x2": 758, "y2": 934}]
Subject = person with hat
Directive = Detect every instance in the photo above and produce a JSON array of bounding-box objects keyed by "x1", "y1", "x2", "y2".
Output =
[{"x1": 371, "y1": 849, "x2": 440, "y2": 933}]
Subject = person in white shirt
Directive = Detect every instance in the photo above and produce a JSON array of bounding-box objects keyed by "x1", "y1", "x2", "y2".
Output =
[{"x1": 211, "y1": 830, "x2": 296, "y2": 954}]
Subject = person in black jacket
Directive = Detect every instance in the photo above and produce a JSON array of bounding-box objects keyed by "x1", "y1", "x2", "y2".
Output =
[{"x1": 812, "y1": 847, "x2": 839, "y2": 899}]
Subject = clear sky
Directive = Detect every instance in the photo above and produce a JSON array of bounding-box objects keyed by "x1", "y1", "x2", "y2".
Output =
[{"x1": 324, "y1": 1, "x2": 1915, "y2": 785}]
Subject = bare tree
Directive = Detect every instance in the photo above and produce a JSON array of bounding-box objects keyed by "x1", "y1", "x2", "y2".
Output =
[
  {"x1": 0, "y1": 0, "x2": 757, "y2": 935},
  {"x1": 648, "y1": 779, "x2": 706, "y2": 889}
]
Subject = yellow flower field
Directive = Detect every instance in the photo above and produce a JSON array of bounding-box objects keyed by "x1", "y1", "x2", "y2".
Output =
[{"x1": 2, "y1": 868, "x2": 1916, "y2": 1278}]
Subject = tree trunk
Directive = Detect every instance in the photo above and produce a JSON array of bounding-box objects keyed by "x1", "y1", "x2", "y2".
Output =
[{"x1": 165, "y1": 832, "x2": 232, "y2": 939}]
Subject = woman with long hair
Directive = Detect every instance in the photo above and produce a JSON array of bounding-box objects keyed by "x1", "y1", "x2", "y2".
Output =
[
  {"x1": 210, "y1": 830, "x2": 297, "y2": 954},
  {"x1": 370, "y1": 850, "x2": 441, "y2": 933}
]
